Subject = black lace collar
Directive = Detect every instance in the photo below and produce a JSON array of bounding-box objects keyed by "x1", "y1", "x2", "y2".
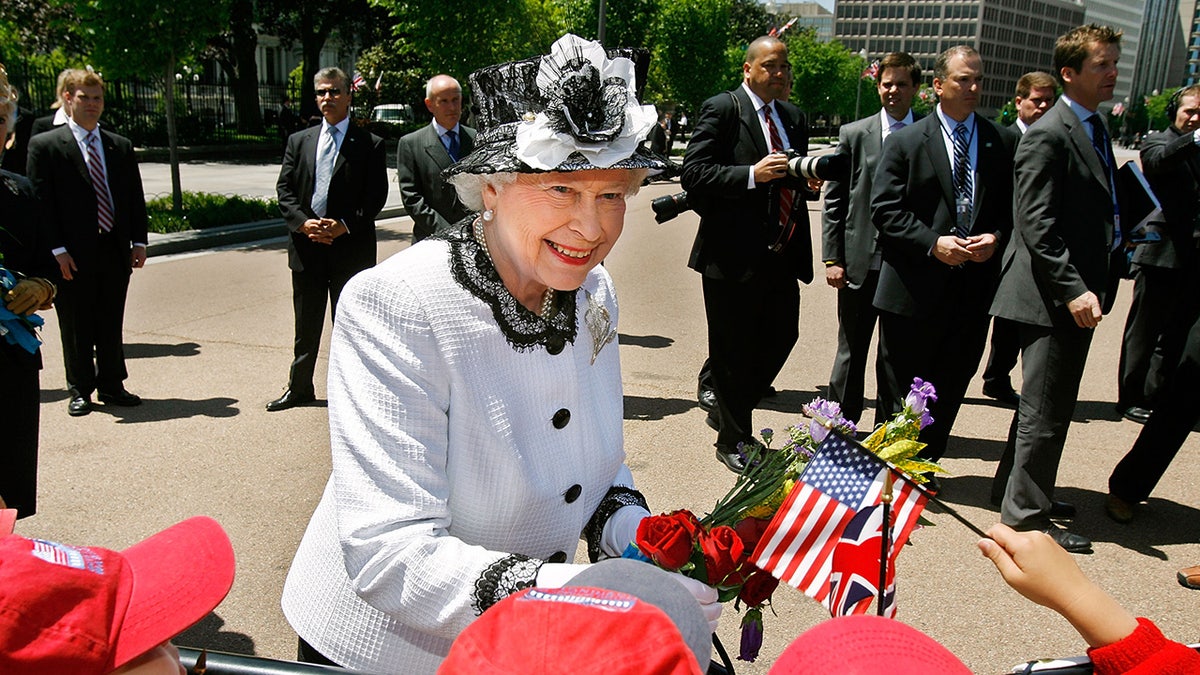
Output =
[{"x1": 437, "y1": 220, "x2": 578, "y2": 353}]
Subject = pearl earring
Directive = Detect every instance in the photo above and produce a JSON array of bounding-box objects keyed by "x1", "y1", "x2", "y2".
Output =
[{"x1": 482, "y1": 209, "x2": 494, "y2": 222}]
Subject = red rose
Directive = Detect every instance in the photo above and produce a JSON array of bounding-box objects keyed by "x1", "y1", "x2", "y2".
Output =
[
  {"x1": 738, "y1": 568, "x2": 780, "y2": 607},
  {"x1": 636, "y1": 511, "x2": 699, "y2": 571},
  {"x1": 699, "y1": 525, "x2": 745, "y2": 586},
  {"x1": 733, "y1": 517, "x2": 773, "y2": 553}
]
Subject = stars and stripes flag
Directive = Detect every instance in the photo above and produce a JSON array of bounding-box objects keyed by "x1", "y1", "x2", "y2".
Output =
[
  {"x1": 749, "y1": 431, "x2": 927, "y2": 615},
  {"x1": 351, "y1": 71, "x2": 366, "y2": 91},
  {"x1": 862, "y1": 59, "x2": 881, "y2": 80}
]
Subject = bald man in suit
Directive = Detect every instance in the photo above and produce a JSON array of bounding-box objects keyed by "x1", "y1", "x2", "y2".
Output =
[{"x1": 396, "y1": 74, "x2": 475, "y2": 242}]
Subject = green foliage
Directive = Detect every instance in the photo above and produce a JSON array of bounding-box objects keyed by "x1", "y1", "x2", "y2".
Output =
[
  {"x1": 912, "y1": 83, "x2": 936, "y2": 118},
  {"x1": 78, "y1": 0, "x2": 229, "y2": 82},
  {"x1": 646, "y1": 0, "x2": 736, "y2": 111},
  {"x1": 560, "y1": 0, "x2": 655, "y2": 47},
  {"x1": 146, "y1": 192, "x2": 280, "y2": 233},
  {"x1": 1144, "y1": 90, "x2": 1173, "y2": 132},
  {"x1": 784, "y1": 30, "x2": 864, "y2": 123},
  {"x1": 996, "y1": 100, "x2": 1017, "y2": 126}
]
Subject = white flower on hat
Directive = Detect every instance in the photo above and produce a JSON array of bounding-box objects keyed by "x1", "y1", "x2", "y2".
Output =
[{"x1": 515, "y1": 33, "x2": 657, "y2": 170}]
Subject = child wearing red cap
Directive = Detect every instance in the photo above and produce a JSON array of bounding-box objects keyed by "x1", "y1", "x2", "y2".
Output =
[{"x1": 0, "y1": 511, "x2": 236, "y2": 675}]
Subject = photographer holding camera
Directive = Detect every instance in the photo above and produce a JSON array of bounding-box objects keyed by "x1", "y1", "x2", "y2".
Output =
[{"x1": 681, "y1": 35, "x2": 818, "y2": 473}]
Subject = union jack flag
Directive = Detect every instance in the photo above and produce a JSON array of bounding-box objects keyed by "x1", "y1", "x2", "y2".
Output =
[
  {"x1": 351, "y1": 71, "x2": 366, "y2": 92},
  {"x1": 750, "y1": 431, "x2": 926, "y2": 615}
]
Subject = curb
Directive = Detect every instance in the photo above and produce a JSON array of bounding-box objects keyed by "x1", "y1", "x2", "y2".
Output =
[{"x1": 146, "y1": 206, "x2": 407, "y2": 257}]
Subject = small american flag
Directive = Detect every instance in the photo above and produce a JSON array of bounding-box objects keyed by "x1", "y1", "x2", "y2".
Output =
[
  {"x1": 862, "y1": 59, "x2": 880, "y2": 80},
  {"x1": 351, "y1": 71, "x2": 366, "y2": 92},
  {"x1": 750, "y1": 431, "x2": 926, "y2": 614}
]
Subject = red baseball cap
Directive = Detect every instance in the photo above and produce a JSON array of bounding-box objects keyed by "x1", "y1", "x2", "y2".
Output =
[
  {"x1": 770, "y1": 614, "x2": 971, "y2": 674},
  {"x1": 440, "y1": 585, "x2": 704, "y2": 674},
  {"x1": 0, "y1": 516, "x2": 235, "y2": 675}
]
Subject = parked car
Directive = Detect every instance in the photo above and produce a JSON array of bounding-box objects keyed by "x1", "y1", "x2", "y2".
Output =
[{"x1": 367, "y1": 103, "x2": 423, "y2": 139}]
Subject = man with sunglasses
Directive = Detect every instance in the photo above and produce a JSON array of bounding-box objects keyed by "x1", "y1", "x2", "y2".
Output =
[{"x1": 270, "y1": 67, "x2": 388, "y2": 412}]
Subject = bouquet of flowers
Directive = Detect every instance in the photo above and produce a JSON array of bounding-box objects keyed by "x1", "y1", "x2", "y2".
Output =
[{"x1": 627, "y1": 378, "x2": 943, "y2": 662}]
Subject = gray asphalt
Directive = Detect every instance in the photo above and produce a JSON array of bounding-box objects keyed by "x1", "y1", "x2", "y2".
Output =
[{"x1": 19, "y1": 150, "x2": 1199, "y2": 674}]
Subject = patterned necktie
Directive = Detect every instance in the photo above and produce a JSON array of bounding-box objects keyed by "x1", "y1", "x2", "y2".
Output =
[
  {"x1": 1086, "y1": 114, "x2": 1122, "y2": 249},
  {"x1": 763, "y1": 105, "x2": 794, "y2": 243},
  {"x1": 86, "y1": 131, "x2": 115, "y2": 232},
  {"x1": 952, "y1": 123, "x2": 972, "y2": 238},
  {"x1": 312, "y1": 126, "x2": 339, "y2": 218},
  {"x1": 445, "y1": 129, "x2": 460, "y2": 162}
]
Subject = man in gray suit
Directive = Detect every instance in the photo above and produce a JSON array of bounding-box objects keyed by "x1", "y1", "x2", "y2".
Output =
[
  {"x1": 1115, "y1": 85, "x2": 1200, "y2": 425},
  {"x1": 822, "y1": 52, "x2": 920, "y2": 427},
  {"x1": 989, "y1": 24, "x2": 1124, "y2": 552},
  {"x1": 870, "y1": 46, "x2": 1015, "y2": 466},
  {"x1": 396, "y1": 74, "x2": 476, "y2": 242}
]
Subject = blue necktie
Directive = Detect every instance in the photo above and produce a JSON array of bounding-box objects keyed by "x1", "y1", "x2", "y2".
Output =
[
  {"x1": 446, "y1": 129, "x2": 460, "y2": 162},
  {"x1": 1086, "y1": 114, "x2": 1121, "y2": 249},
  {"x1": 312, "y1": 126, "x2": 339, "y2": 218}
]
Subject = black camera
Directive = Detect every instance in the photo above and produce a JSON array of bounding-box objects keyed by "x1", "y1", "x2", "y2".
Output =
[
  {"x1": 784, "y1": 149, "x2": 849, "y2": 181},
  {"x1": 651, "y1": 191, "x2": 691, "y2": 224}
]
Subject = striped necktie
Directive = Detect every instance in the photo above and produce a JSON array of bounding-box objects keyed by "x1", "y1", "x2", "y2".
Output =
[
  {"x1": 952, "y1": 123, "x2": 972, "y2": 238},
  {"x1": 86, "y1": 131, "x2": 115, "y2": 232},
  {"x1": 763, "y1": 105, "x2": 794, "y2": 246}
]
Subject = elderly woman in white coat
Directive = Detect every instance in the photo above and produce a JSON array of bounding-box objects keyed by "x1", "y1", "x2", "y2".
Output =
[{"x1": 280, "y1": 35, "x2": 720, "y2": 673}]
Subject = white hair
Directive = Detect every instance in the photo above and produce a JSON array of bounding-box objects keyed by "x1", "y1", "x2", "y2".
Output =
[{"x1": 448, "y1": 169, "x2": 647, "y2": 212}]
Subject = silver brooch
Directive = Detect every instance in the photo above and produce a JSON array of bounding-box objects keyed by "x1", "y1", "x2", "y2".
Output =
[{"x1": 584, "y1": 290, "x2": 616, "y2": 365}]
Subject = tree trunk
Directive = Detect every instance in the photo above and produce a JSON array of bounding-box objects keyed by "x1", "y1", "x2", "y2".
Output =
[
  {"x1": 229, "y1": 0, "x2": 263, "y2": 134},
  {"x1": 298, "y1": 10, "x2": 326, "y2": 119},
  {"x1": 164, "y1": 55, "x2": 183, "y2": 214}
]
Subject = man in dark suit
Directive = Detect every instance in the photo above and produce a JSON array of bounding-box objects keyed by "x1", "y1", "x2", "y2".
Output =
[
  {"x1": 1114, "y1": 85, "x2": 1200, "y2": 426},
  {"x1": 682, "y1": 35, "x2": 816, "y2": 472},
  {"x1": 870, "y1": 45, "x2": 1015, "y2": 466},
  {"x1": 989, "y1": 25, "x2": 1125, "y2": 552},
  {"x1": 26, "y1": 70, "x2": 148, "y2": 417},
  {"x1": 980, "y1": 72, "x2": 1057, "y2": 407},
  {"x1": 1106, "y1": 85, "x2": 1200, "y2": 522},
  {"x1": 396, "y1": 74, "x2": 475, "y2": 243},
  {"x1": 268, "y1": 67, "x2": 388, "y2": 412},
  {"x1": 822, "y1": 52, "x2": 920, "y2": 428}
]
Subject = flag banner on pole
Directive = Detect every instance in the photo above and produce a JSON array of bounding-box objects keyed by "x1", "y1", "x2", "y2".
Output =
[
  {"x1": 352, "y1": 71, "x2": 366, "y2": 91},
  {"x1": 862, "y1": 60, "x2": 880, "y2": 80},
  {"x1": 749, "y1": 431, "x2": 927, "y2": 614}
]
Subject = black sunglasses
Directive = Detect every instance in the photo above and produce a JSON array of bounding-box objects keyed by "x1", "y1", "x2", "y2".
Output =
[{"x1": 315, "y1": 88, "x2": 342, "y2": 97}]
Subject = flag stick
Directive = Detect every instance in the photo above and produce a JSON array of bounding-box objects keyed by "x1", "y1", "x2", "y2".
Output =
[
  {"x1": 914, "y1": 483, "x2": 989, "y2": 538},
  {"x1": 877, "y1": 471, "x2": 893, "y2": 617}
]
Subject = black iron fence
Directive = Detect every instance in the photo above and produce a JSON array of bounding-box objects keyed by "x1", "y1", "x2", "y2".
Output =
[{"x1": 5, "y1": 60, "x2": 297, "y2": 147}]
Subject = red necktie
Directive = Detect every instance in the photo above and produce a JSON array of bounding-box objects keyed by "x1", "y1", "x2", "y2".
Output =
[
  {"x1": 763, "y1": 105, "x2": 794, "y2": 247},
  {"x1": 86, "y1": 131, "x2": 115, "y2": 233}
]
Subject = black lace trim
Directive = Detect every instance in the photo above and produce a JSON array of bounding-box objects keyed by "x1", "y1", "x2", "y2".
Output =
[
  {"x1": 437, "y1": 221, "x2": 578, "y2": 353},
  {"x1": 472, "y1": 553, "x2": 542, "y2": 614},
  {"x1": 584, "y1": 486, "x2": 649, "y2": 563}
]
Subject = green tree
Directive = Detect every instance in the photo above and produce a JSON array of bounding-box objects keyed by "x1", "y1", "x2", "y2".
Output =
[
  {"x1": 560, "y1": 0, "x2": 655, "y2": 48},
  {"x1": 1144, "y1": 90, "x2": 1174, "y2": 132},
  {"x1": 646, "y1": 0, "x2": 736, "y2": 111},
  {"x1": 784, "y1": 30, "x2": 863, "y2": 124},
  {"x1": 79, "y1": 0, "x2": 229, "y2": 212},
  {"x1": 205, "y1": 0, "x2": 264, "y2": 134}
]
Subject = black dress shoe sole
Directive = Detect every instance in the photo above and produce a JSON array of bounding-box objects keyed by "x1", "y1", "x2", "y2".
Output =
[
  {"x1": 68, "y1": 400, "x2": 92, "y2": 417},
  {"x1": 1038, "y1": 527, "x2": 1092, "y2": 553},
  {"x1": 714, "y1": 449, "x2": 745, "y2": 474},
  {"x1": 266, "y1": 394, "x2": 315, "y2": 412}
]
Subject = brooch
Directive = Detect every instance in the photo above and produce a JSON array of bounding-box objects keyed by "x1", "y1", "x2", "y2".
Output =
[{"x1": 584, "y1": 290, "x2": 616, "y2": 365}]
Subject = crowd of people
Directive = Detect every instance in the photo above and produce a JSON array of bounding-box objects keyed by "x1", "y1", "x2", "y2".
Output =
[{"x1": 2, "y1": 19, "x2": 1199, "y2": 675}]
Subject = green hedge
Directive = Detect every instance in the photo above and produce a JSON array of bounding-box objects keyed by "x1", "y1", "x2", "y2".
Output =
[{"x1": 147, "y1": 192, "x2": 280, "y2": 234}]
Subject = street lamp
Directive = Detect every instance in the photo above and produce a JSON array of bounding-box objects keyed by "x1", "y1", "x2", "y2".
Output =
[{"x1": 854, "y1": 48, "x2": 868, "y2": 120}]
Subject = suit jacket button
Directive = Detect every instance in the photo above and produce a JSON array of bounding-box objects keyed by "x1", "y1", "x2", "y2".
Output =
[
  {"x1": 564, "y1": 484, "x2": 582, "y2": 503},
  {"x1": 546, "y1": 338, "x2": 565, "y2": 355},
  {"x1": 552, "y1": 408, "x2": 571, "y2": 429},
  {"x1": 548, "y1": 551, "x2": 568, "y2": 563}
]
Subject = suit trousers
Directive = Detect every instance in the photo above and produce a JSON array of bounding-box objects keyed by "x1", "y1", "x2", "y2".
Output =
[
  {"x1": 1109, "y1": 310, "x2": 1200, "y2": 502},
  {"x1": 702, "y1": 265, "x2": 799, "y2": 450},
  {"x1": 54, "y1": 238, "x2": 132, "y2": 396},
  {"x1": 996, "y1": 322, "x2": 1094, "y2": 529},
  {"x1": 288, "y1": 268, "x2": 356, "y2": 394},
  {"x1": 827, "y1": 268, "x2": 883, "y2": 426},
  {"x1": 982, "y1": 317, "x2": 1020, "y2": 391},
  {"x1": 0, "y1": 345, "x2": 40, "y2": 518},
  {"x1": 1117, "y1": 265, "x2": 1195, "y2": 410},
  {"x1": 876, "y1": 296, "x2": 991, "y2": 462}
]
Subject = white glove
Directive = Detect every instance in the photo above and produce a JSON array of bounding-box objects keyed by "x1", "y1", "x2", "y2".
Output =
[
  {"x1": 602, "y1": 504, "x2": 651, "y2": 558},
  {"x1": 535, "y1": 562, "x2": 591, "y2": 588},
  {"x1": 671, "y1": 572, "x2": 722, "y2": 633}
]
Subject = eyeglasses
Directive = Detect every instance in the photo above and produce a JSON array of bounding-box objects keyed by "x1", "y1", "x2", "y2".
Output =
[{"x1": 315, "y1": 88, "x2": 342, "y2": 98}]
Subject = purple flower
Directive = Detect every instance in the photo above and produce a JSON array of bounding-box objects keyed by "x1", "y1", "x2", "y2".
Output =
[
  {"x1": 738, "y1": 607, "x2": 764, "y2": 662},
  {"x1": 803, "y1": 398, "x2": 845, "y2": 443}
]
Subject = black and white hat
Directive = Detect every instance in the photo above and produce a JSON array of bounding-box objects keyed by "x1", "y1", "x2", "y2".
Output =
[{"x1": 446, "y1": 33, "x2": 671, "y2": 177}]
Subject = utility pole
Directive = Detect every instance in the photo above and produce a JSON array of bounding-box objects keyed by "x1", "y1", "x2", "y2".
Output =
[{"x1": 598, "y1": 0, "x2": 607, "y2": 43}]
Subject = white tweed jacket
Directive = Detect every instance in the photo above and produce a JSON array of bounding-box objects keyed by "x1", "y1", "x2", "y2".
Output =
[{"x1": 281, "y1": 231, "x2": 647, "y2": 672}]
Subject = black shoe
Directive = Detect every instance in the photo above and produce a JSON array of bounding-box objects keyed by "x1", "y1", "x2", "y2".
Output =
[
  {"x1": 697, "y1": 386, "x2": 717, "y2": 413},
  {"x1": 98, "y1": 388, "x2": 142, "y2": 407},
  {"x1": 715, "y1": 446, "x2": 746, "y2": 473},
  {"x1": 982, "y1": 383, "x2": 1020, "y2": 406},
  {"x1": 1020, "y1": 523, "x2": 1092, "y2": 553},
  {"x1": 1117, "y1": 405, "x2": 1152, "y2": 424},
  {"x1": 704, "y1": 412, "x2": 720, "y2": 432},
  {"x1": 1048, "y1": 501, "x2": 1076, "y2": 520},
  {"x1": 68, "y1": 395, "x2": 92, "y2": 417},
  {"x1": 266, "y1": 389, "x2": 315, "y2": 412}
]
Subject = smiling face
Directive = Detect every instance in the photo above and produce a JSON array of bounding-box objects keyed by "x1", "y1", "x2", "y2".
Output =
[
  {"x1": 481, "y1": 169, "x2": 638, "y2": 310},
  {"x1": 1061, "y1": 41, "x2": 1119, "y2": 111}
]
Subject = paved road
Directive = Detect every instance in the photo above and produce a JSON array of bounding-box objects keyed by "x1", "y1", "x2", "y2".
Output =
[{"x1": 21, "y1": 166, "x2": 1198, "y2": 673}]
